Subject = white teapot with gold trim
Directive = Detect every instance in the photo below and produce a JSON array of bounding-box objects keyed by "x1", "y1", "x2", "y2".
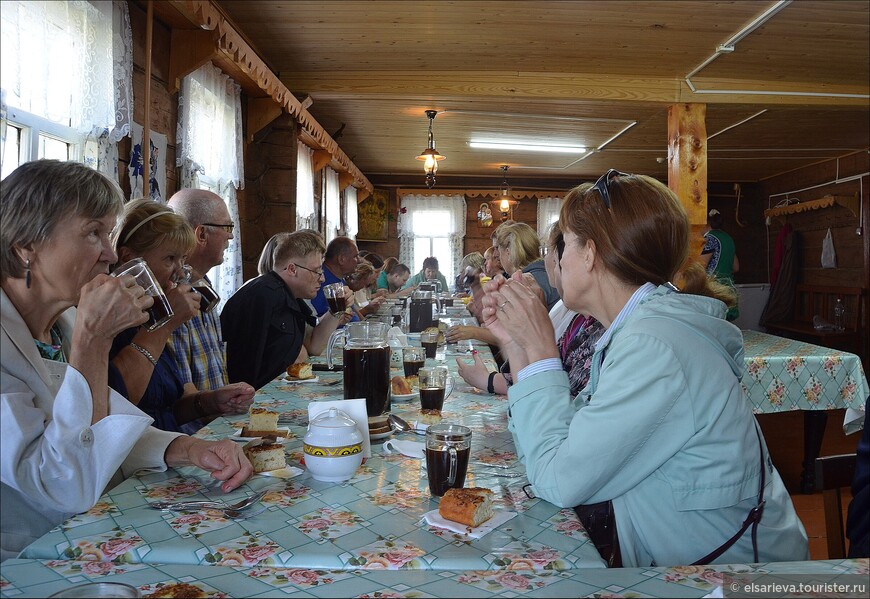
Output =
[{"x1": 303, "y1": 407, "x2": 364, "y2": 482}]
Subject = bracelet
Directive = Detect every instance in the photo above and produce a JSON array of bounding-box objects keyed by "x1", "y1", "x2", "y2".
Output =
[
  {"x1": 194, "y1": 394, "x2": 208, "y2": 417},
  {"x1": 487, "y1": 371, "x2": 497, "y2": 394},
  {"x1": 130, "y1": 342, "x2": 157, "y2": 366}
]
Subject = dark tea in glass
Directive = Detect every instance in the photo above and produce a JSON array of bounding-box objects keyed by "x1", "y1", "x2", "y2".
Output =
[
  {"x1": 426, "y1": 447, "x2": 470, "y2": 496},
  {"x1": 420, "y1": 387, "x2": 445, "y2": 411}
]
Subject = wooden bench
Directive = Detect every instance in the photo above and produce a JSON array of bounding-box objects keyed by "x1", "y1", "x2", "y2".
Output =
[{"x1": 765, "y1": 284, "x2": 862, "y2": 355}]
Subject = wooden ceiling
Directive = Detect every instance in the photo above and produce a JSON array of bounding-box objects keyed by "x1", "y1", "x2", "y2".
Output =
[{"x1": 215, "y1": 0, "x2": 869, "y2": 185}]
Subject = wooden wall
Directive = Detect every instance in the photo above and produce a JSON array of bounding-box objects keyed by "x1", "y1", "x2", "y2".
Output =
[
  {"x1": 760, "y1": 151, "x2": 869, "y2": 369},
  {"x1": 122, "y1": 2, "x2": 177, "y2": 199},
  {"x1": 241, "y1": 114, "x2": 299, "y2": 279}
]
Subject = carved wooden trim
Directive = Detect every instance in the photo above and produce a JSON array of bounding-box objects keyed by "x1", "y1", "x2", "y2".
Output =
[{"x1": 166, "y1": 0, "x2": 372, "y2": 193}]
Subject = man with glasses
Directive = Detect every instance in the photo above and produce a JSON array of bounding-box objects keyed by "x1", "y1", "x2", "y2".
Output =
[
  {"x1": 220, "y1": 231, "x2": 350, "y2": 389},
  {"x1": 166, "y1": 189, "x2": 254, "y2": 431},
  {"x1": 311, "y1": 236, "x2": 363, "y2": 323}
]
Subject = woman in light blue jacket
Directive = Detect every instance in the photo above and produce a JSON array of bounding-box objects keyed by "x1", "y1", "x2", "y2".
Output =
[{"x1": 480, "y1": 171, "x2": 808, "y2": 568}]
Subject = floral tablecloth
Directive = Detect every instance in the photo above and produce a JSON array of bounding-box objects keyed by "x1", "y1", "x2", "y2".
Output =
[
  {"x1": 2, "y1": 558, "x2": 866, "y2": 598},
  {"x1": 19, "y1": 342, "x2": 606, "y2": 571},
  {"x1": 740, "y1": 330, "x2": 868, "y2": 418}
]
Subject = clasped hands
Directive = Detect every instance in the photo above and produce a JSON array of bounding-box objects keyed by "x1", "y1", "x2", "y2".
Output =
[{"x1": 480, "y1": 272, "x2": 558, "y2": 364}]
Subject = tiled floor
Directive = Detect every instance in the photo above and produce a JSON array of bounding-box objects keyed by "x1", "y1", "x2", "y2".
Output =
[{"x1": 757, "y1": 409, "x2": 860, "y2": 560}]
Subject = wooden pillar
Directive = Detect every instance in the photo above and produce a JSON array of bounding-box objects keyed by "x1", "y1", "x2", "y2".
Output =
[
  {"x1": 667, "y1": 103, "x2": 707, "y2": 261},
  {"x1": 142, "y1": 0, "x2": 154, "y2": 198}
]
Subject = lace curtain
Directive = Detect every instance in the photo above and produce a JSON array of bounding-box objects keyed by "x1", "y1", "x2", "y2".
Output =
[
  {"x1": 398, "y1": 194, "x2": 467, "y2": 280},
  {"x1": 537, "y1": 196, "x2": 564, "y2": 239},
  {"x1": 177, "y1": 61, "x2": 244, "y2": 310},
  {"x1": 296, "y1": 141, "x2": 316, "y2": 230},
  {"x1": 345, "y1": 186, "x2": 359, "y2": 241},
  {"x1": 324, "y1": 167, "x2": 341, "y2": 243},
  {"x1": 0, "y1": 0, "x2": 132, "y2": 143}
]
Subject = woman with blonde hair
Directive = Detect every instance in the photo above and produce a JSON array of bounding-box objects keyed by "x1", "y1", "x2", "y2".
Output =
[
  {"x1": 110, "y1": 199, "x2": 255, "y2": 432},
  {"x1": 481, "y1": 170, "x2": 807, "y2": 567},
  {"x1": 492, "y1": 220, "x2": 559, "y2": 310}
]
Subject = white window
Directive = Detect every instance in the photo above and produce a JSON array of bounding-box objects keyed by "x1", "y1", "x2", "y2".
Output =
[
  {"x1": 177, "y1": 61, "x2": 244, "y2": 310},
  {"x1": 0, "y1": 1, "x2": 133, "y2": 177},
  {"x1": 398, "y1": 194, "x2": 467, "y2": 287},
  {"x1": 412, "y1": 210, "x2": 452, "y2": 275}
]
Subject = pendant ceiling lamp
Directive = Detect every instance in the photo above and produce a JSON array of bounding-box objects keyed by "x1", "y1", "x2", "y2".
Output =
[{"x1": 415, "y1": 110, "x2": 445, "y2": 189}]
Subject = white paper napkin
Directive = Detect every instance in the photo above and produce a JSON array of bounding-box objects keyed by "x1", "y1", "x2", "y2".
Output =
[
  {"x1": 701, "y1": 586, "x2": 725, "y2": 598},
  {"x1": 422, "y1": 509, "x2": 516, "y2": 539},
  {"x1": 382, "y1": 439, "x2": 425, "y2": 459},
  {"x1": 307, "y1": 398, "x2": 371, "y2": 458}
]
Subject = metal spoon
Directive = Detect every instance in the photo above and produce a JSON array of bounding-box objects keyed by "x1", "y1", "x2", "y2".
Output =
[{"x1": 388, "y1": 414, "x2": 426, "y2": 435}]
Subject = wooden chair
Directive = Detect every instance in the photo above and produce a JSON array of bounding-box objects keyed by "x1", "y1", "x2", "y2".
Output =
[{"x1": 814, "y1": 453, "x2": 858, "y2": 558}]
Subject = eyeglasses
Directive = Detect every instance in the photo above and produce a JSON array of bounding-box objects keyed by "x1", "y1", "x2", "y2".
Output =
[
  {"x1": 203, "y1": 223, "x2": 234, "y2": 233},
  {"x1": 293, "y1": 263, "x2": 324, "y2": 278},
  {"x1": 592, "y1": 169, "x2": 630, "y2": 209}
]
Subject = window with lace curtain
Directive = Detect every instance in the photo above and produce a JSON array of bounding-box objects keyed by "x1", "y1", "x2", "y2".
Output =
[
  {"x1": 345, "y1": 186, "x2": 359, "y2": 241},
  {"x1": 536, "y1": 196, "x2": 564, "y2": 239},
  {"x1": 177, "y1": 61, "x2": 244, "y2": 311},
  {"x1": 296, "y1": 141, "x2": 316, "y2": 230},
  {"x1": 0, "y1": 0, "x2": 133, "y2": 180},
  {"x1": 324, "y1": 167, "x2": 341, "y2": 243},
  {"x1": 398, "y1": 194, "x2": 467, "y2": 283}
]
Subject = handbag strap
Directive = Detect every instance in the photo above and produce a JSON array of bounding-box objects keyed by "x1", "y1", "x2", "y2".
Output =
[{"x1": 691, "y1": 424, "x2": 766, "y2": 565}]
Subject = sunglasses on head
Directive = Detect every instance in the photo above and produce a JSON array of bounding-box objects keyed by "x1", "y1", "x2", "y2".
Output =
[{"x1": 592, "y1": 169, "x2": 630, "y2": 209}]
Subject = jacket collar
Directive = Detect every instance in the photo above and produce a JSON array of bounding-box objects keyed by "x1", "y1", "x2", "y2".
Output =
[{"x1": 0, "y1": 288, "x2": 75, "y2": 387}]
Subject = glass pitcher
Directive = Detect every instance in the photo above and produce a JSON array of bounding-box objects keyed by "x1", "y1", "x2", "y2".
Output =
[
  {"x1": 409, "y1": 290, "x2": 435, "y2": 332},
  {"x1": 327, "y1": 321, "x2": 391, "y2": 417}
]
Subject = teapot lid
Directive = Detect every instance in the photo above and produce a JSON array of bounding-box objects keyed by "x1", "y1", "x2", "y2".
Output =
[{"x1": 311, "y1": 407, "x2": 358, "y2": 429}]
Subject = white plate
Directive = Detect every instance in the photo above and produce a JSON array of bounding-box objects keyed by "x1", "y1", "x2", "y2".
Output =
[
  {"x1": 230, "y1": 427, "x2": 291, "y2": 442},
  {"x1": 369, "y1": 429, "x2": 394, "y2": 441},
  {"x1": 391, "y1": 392, "x2": 419, "y2": 402},
  {"x1": 282, "y1": 375, "x2": 320, "y2": 384}
]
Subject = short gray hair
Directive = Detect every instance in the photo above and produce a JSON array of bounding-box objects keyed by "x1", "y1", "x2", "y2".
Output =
[
  {"x1": 1, "y1": 160, "x2": 123, "y2": 282},
  {"x1": 167, "y1": 188, "x2": 224, "y2": 226}
]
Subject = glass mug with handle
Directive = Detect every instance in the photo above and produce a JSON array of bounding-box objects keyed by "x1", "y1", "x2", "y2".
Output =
[
  {"x1": 417, "y1": 365, "x2": 454, "y2": 411},
  {"x1": 112, "y1": 257, "x2": 173, "y2": 331},
  {"x1": 174, "y1": 264, "x2": 220, "y2": 313},
  {"x1": 323, "y1": 282, "x2": 348, "y2": 315},
  {"x1": 425, "y1": 423, "x2": 472, "y2": 496}
]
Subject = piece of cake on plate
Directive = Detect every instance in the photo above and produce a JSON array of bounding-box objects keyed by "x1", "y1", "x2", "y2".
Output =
[
  {"x1": 287, "y1": 362, "x2": 314, "y2": 380},
  {"x1": 243, "y1": 442, "x2": 286, "y2": 473},
  {"x1": 244, "y1": 406, "x2": 279, "y2": 436},
  {"x1": 418, "y1": 409, "x2": 442, "y2": 425}
]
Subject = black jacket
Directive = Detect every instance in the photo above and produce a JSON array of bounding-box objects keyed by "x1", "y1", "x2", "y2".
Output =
[{"x1": 221, "y1": 271, "x2": 316, "y2": 389}]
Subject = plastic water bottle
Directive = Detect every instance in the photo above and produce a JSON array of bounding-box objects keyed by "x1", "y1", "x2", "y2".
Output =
[{"x1": 834, "y1": 298, "x2": 845, "y2": 331}]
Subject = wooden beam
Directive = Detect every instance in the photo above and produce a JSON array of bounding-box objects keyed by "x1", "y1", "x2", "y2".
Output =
[
  {"x1": 311, "y1": 150, "x2": 332, "y2": 173},
  {"x1": 247, "y1": 97, "x2": 283, "y2": 142},
  {"x1": 666, "y1": 103, "x2": 708, "y2": 262},
  {"x1": 281, "y1": 71, "x2": 870, "y2": 108},
  {"x1": 168, "y1": 29, "x2": 218, "y2": 94},
  {"x1": 338, "y1": 171, "x2": 354, "y2": 191},
  {"x1": 143, "y1": 0, "x2": 153, "y2": 198}
]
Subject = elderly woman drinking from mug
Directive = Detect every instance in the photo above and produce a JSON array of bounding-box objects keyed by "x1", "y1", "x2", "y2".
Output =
[
  {"x1": 0, "y1": 160, "x2": 252, "y2": 562},
  {"x1": 109, "y1": 199, "x2": 254, "y2": 432},
  {"x1": 480, "y1": 171, "x2": 808, "y2": 568}
]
